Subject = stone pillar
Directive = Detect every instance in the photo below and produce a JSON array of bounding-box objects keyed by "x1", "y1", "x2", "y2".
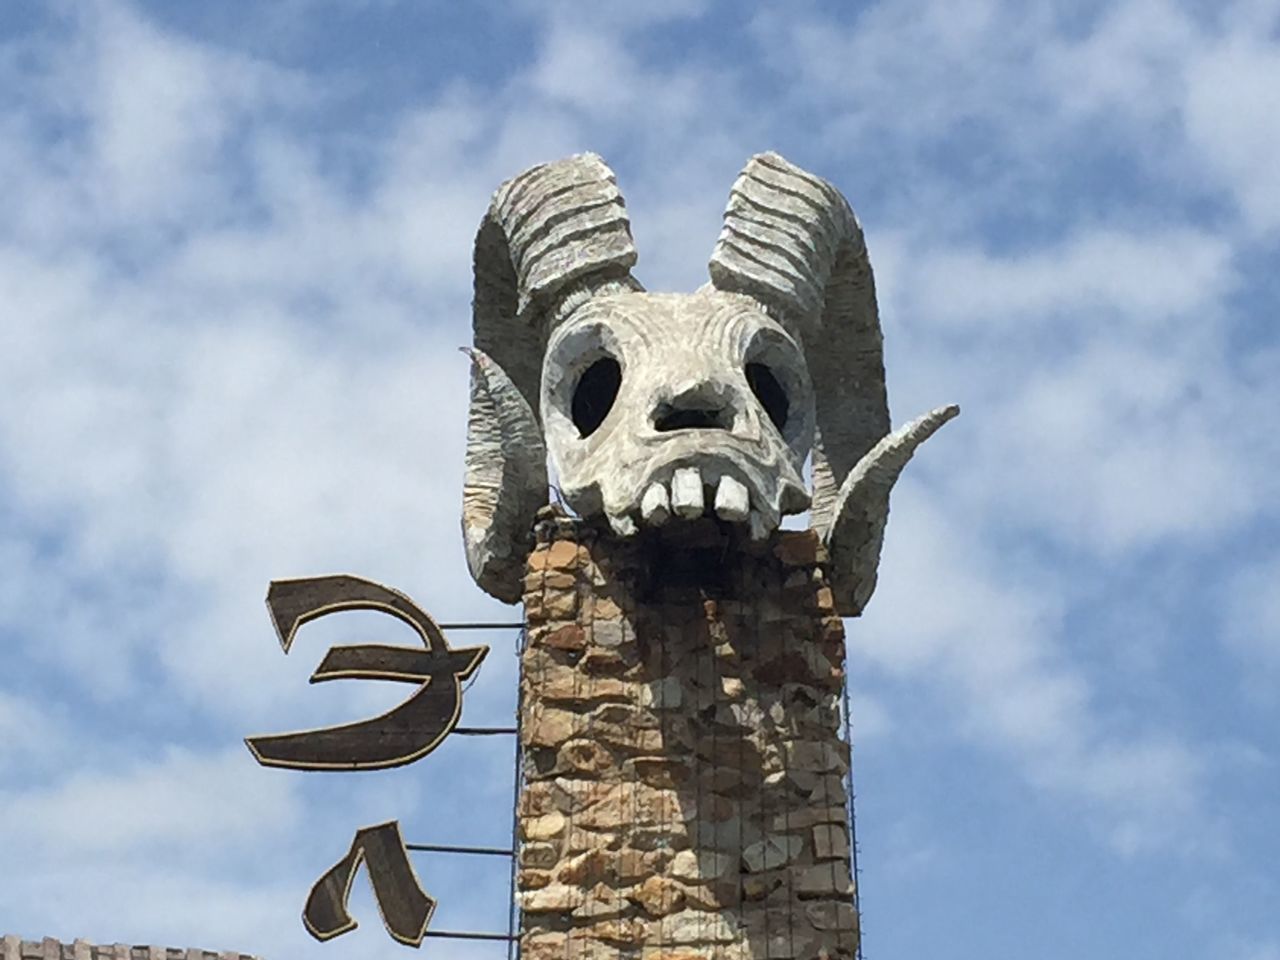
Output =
[{"x1": 516, "y1": 514, "x2": 859, "y2": 960}]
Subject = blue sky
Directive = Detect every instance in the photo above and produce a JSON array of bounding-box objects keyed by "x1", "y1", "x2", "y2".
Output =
[{"x1": 1, "y1": 1, "x2": 1277, "y2": 957}]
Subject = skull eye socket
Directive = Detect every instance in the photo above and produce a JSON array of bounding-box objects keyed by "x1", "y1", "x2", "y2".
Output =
[
  {"x1": 571, "y1": 356, "x2": 622, "y2": 438},
  {"x1": 746, "y1": 362, "x2": 789, "y2": 432}
]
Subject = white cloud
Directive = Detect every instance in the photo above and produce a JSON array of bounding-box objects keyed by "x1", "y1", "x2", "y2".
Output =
[
  {"x1": 0, "y1": 746, "x2": 298, "y2": 858},
  {"x1": 901, "y1": 228, "x2": 1235, "y2": 333},
  {"x1": 1185, "y1": 32, "x2": 1280, "y2": 233},
  {"x1": 857, "y1": 486, "x2": 1210, "y2": 854}
]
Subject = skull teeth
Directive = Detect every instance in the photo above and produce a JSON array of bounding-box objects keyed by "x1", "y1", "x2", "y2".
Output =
[
  {"x1": 608, "y1": 512, "x2": 639, "y2": 537},
  {"x1": 713, "y1": 475, "x2": 750, "y2": 522},
  {"x1": 748, "y1": 510, "x2": 772, "y2": 541},
  {"x1": 633, "y1": 471, "x2": 776, "y2": 538},
  {"x1": 670, "y1": 467, "x2": 704, "y2": 519},
  {"x1": 640, "y1": 482, "x2": 671, "y2": 525}
]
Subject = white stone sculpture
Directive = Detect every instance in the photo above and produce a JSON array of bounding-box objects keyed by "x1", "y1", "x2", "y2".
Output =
[{"x1": 461, "y1": 152, "x2": 957, "y2": 610}]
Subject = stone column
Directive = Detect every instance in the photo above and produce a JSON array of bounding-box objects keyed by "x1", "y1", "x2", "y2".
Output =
[{"x1": 516, "y1": 514, "x2": 859, "y2": 960}]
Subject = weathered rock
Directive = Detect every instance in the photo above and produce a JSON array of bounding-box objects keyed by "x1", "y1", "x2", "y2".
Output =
[
  {"x1": 616, "y1": 848, "x2": 668, "y2": 883},
  {"x1": 536, "y1": 540, "x2": 584, "y2": 572},
  {"x1": 518, "y1": 869, "x2": 552, "y2": 889},
  {"x1": 639, "y1": 676, "x2": 685, "y2": 710},
  {"x1": 805, "y1": 900, "x2": 860, "y2": 932},
  {"x1": 521, "y1": 842, "x2": 560, "y2": 869},
  {"x1": 520, "y1": 932, "x2": 568, "y2": 960},
  {"x1": 625, "y1": 756, "x2": 692, "y2": 789},
  {"x1": 582, "y1": 919, "x2": 647, "y2": 946},
  {"x1": 774, "y1": 532, "x2": 827, "y2": 568},
  {"x1": 523, "y1": 708, "x2": 579, "y2": 748},
  {"x1": 521, "y1": 811, "x2": 566, "y2": 841},
  {"x1": 796, "y1": 862, "x2": 855, "y2": 899},
  {"x1": 557, "y1": 850, "x2": 612, "y2": 887},
  {"x1": 575, "y1": 785, "x2": 683, "y2": 830},
  {"x1": 557, "y1": 738, "x2": 615, "y2": 775},
  {"x1": 538, "y1": 665, "x2": 630, "y2": 703},
  {"x1": 542, "y1": 623, "x2": 587, "y2": 650},
  {"x1": 520, "y1": 884, "x2": 578, "y2": 912},
  {"x1": 742, "y1": 836, "x2": 803, "y2": 873},
  {"x1": 658, "y1": 910, "x2": 738, "y2": 945},
  {"x1": 631, "y1": 876, "x2": 686, "y2": 917},
  {"x1": 680, "y1": 877, "x2": 740, "y2": 911},
  {"x1": 812, "y1": 823, "x2": 850, "y2": 860},
  {"x1": 574, "y1": 883, "x2": 629, "y2": 921}
]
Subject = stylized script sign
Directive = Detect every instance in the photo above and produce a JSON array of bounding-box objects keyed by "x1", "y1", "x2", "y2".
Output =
[
  {"x1": 305, "y1": 820, "x2": 436, "y2": 946},
  {"x1": 245, "y1": 574, "x2": 488, "y2": 770}
]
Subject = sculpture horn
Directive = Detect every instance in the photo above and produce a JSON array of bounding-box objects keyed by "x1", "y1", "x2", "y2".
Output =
[
  {"x1": 709, "y1": 152, "x2": 955, "y2": 612},
  {"x1": 472, "y1": 152, "x2": 643, "y2": 418},
  {"x1": 820, "y1": 403, "x2": 959, "y2": 615},
  {"x1": 461, "y1": 349, "x2": 547, "y2": 603},
  {"x1": 464, "y1": 154, "x2": 641, "y2": 600},
  {"x1": 708, "y1": 152, "x2": 889, "y2": 530}
]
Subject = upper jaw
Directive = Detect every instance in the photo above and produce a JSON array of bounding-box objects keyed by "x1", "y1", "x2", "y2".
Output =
[{"x1": 588, "y1": 446, "x2": 811, "y2": 541}]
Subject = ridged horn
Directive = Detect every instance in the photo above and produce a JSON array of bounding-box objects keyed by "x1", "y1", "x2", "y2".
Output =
[
  {"x1": 472, "y1": 153, "x2": 642, "y2": 418},
  {"x1": 464, "y1": 154, "x2": 641, "y2": 600},
  {"x1": 461, "y1": 349, "x2": 547, "y2": 604},
  {"x1": 820, "y1": 404, "x2": 959, "y2": 615},
  {"x1": 707, "y1": 151, "x2": 890, "y2": 532}
]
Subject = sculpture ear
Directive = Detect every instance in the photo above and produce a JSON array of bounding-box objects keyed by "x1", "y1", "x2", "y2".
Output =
[{"x1": 461, "y1": 349, "x2": 547, "y2": 604}]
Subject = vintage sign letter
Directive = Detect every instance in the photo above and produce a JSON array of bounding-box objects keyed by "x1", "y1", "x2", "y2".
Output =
[
  {"x1": 245, "y1": 575, "x2": 487, "y2": 770},
  {"x1": 304, "y1": 820, "x2": 436, "y2": 945}
]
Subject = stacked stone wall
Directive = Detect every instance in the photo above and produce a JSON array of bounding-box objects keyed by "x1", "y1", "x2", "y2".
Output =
[
  {"x1": 1, "y1": 938, "x2": 256, "y2": 960},
  {"x1": 517, "y1": 515, "x2": 859, "y2": 959}
]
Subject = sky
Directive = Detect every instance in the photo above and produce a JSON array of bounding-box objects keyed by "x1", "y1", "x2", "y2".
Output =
[{"x1": 1, "y1": 0, "x2": 1277, "y2": 957}]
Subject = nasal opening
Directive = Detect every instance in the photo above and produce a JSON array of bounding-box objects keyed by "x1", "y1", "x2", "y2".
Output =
[{"x1": 652, "y1": 384, "x2": 734, "y2": 432}]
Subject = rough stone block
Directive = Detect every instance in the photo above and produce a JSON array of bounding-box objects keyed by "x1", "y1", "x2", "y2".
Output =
[
  {"x1": 812, "y1": 823, "x2": 850, "y2": 860},
  {"x1": 796, "y1": 862, "x2": 855, "y2": 899},
  {"x1": 521, "y1": 811, "x2": 567, "y2": 841}
]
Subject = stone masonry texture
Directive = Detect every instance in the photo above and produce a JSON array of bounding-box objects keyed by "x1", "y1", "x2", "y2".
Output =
[
  {"x1": 517, "y1": 512, "x2": 860, "y2": 959},
  {"x1": 1, "y1": 937, "x2": 257, "y2": 960}
]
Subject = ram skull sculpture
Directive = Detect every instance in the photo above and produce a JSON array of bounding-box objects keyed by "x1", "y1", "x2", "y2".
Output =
[{"x1": 461, "y1": 152, "x2": 957, "y2": 612}]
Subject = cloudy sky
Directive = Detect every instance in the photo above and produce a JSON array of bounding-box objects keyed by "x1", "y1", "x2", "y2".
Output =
[{"x1": 2, "y1": 0, "x2": 1277, "y2": 957}]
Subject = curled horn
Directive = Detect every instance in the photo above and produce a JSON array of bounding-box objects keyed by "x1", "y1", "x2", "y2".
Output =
[
  {"x1": 708, "y1": 152, "x2": 955, "y2": 614},
  {"x1": 463, "y1": 154, "x2": 642, "y2": 602}
]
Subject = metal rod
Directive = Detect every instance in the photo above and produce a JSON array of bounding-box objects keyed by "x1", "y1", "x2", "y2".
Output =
[
  {"x1": 507, "y1": 626, "x2": 527, "y2": 960},
  {"x1": 423, "y1": 931, "x2": 517, "y2": 942},
  {"x1": 842, "y1": 673, "x2": 864, "y2": 960},
  {"x1": 454, "y1": 726, "x2": 517, "y2": 735},
  {"x1": 406, "y1": 843, "x2": 514, "y2": 857},
  {"x1": 438, "y1": 622, "x2": 524, "y2": 630}
]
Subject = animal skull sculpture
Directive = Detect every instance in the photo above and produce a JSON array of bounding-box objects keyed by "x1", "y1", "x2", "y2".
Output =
[{"x1": 461, "y1": 152, "x2": 957, "y2": 611}]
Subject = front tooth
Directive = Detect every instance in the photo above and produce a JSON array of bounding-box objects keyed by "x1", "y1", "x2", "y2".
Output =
[
  {"x1": 714, "y1": 475, "x2": 750, "y2": 522},
  {"x1": 641, "y1": 482, "x2": 671, "y2": 525},
  {"x1": 670, "y1": 467, "x2": 704, "y2": 518},
  {"x1": 609, "y1": 513, "x2": 639, "y2": 537},
  {"x1": 748, "y1": 511, "x2": 772, "y2": 542}
]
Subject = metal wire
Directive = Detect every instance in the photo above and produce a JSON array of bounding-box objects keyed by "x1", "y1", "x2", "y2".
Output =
[
  {"x1": 424, "y1": 930, "x2": 516, "y2": 942},
  {"x1": 506, "y1": 623, "x2": 527, "y2": 960},
  {"x1": 406, "y1": 843, "x2": 514, "y2": 857},
  {"x1": 453, "y1": 726, "x2": 518, "y2": 735},
  {"x1": 439, "y1": 622, "x2": 526, "y2": 630},
  {"x1": 841, "y1": 669, "x2": 864, "y2": 960}
]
